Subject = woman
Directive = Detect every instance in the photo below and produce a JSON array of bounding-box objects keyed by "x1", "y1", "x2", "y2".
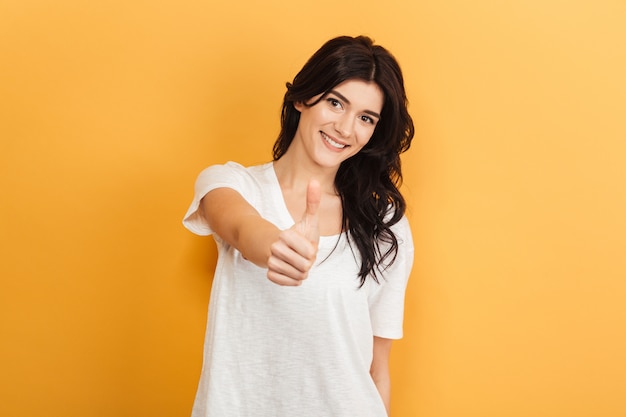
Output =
[{"x1": 183, "y1": 35, "x2": 414, "y2": 417}]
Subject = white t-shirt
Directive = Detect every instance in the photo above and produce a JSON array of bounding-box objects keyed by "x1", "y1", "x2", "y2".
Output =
[{"x1": 183, "y1": 161, "x2": 413, "y2": 417}]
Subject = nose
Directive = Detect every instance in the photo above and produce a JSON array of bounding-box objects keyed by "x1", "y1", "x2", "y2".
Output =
[{"x1": 334, "y1": 113, "x2": 354, "y2": 138}]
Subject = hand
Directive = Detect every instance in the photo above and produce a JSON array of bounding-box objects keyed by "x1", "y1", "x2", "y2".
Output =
[{"x1": 267, "y1": 180, "x2": 321, "y2": 286}]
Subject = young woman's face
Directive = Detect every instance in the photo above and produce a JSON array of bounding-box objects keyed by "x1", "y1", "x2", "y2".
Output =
[{"x1": 292, "y1": 79, "x2": 384, "y2": 169}]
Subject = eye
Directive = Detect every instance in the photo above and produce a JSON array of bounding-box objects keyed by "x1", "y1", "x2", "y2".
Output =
[
  {"x1": 360, "y1": 115, "x2": 376, "y2": 125},
  {"x1": 326, "y1": 98, "x2": 343, "y2": 109}
]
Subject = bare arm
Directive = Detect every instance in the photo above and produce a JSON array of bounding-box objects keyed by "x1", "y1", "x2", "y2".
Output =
[
  {"x1": 199, "y1": 182, "x2": 320, "y2": 285},
  {"x1": 370, "y1": 336, "x2": 393, "y2": 415},
  {"x1": 200, "y1": 187, "x2": 280, "y2": 267}
]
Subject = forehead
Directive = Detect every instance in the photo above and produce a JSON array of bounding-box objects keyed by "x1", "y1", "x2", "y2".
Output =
[{"x1": 329, "y1": 79, "x2": 384, "y2": 112}]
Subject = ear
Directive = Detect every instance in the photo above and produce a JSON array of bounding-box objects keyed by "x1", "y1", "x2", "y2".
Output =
[{"x1": 293, "y1": 101, "x2": 305, "y2": 112}]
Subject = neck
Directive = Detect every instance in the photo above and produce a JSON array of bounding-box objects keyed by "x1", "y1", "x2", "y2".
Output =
[{"x1": 272, "y1": 151, "x2": 338, "y2": 195}]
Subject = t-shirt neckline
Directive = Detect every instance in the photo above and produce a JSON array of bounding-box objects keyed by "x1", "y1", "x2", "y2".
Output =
[{"x1": 267, "y1": 162, "x2": 343, "y2": 242}]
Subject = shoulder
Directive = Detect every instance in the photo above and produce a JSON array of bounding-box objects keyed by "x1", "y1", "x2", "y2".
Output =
[
  {"x1": 196, "y1": 161, "x2": 272, "y2": 188},
  {"x1": 183, "y1": 161, "x2": 277, "y2": 236},
  {"x1": 392, "y1": 215, "x2": 413, "y2": 248},
  {"x1": 198, "y1": 160, "x2": 251, "y2": 179},
  {"x1": 382, "y1": 204, "x2": 413, "y2": 248}
]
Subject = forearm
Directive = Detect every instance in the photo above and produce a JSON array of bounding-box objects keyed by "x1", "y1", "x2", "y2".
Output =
[
  {"x1": 372, "y1": 368, "x2": 391, "y2": 415},
  {"x1": 234, "y1": 214, "x2": 281, "y2": 268},
  {"x1": 371, "y1": 336, "x2": 393, "y2": 416},
  {"x1": 200, "y1": 187, "x2": 318, "y2": 285},
  {"x1": 200, "y1": 189, "x2": 280, "y2": 268}
]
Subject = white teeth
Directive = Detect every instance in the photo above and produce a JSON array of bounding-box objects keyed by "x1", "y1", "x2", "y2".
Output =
[{"x1": 321, "y1": 132, "x2": 346, "y2": 149}]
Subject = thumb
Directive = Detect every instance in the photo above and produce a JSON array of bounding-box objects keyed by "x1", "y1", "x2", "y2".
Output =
[{"x1": 301, "y1": 179, "x2": 321, "y2": 243}]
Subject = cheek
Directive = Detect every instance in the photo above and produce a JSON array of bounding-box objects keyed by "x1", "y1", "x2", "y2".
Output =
[
  {"x1": 318, "y1": 106, "x2": 336, "y2": 121},
  {"x1": 356, "y1": 125, "x2": 376, "y2": 145}
]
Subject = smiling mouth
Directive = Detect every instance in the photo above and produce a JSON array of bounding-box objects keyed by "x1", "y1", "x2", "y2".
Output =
[{"x1": 321, "y1": 132, "x2": 347, "y2": 149}]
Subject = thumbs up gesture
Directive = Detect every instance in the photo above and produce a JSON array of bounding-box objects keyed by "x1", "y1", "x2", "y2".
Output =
[
  {"x1": 267, "y1": 180, "x2": 321, "y2": 286},
  {"x1": 296, "y1": 179, "x2": 321, "y2": 246}
]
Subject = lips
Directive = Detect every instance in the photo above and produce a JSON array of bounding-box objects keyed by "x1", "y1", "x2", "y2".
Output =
[{"x1": 321, "y1": 132, "x2": 347, "y2": 149}]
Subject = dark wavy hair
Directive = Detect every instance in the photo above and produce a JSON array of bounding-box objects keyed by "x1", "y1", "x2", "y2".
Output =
[{"x1": 272, "y1": 35, "x2": 414, "y2": 286}]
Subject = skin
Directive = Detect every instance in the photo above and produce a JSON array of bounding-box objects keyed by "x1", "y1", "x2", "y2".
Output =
[{"x1": 200, "y1": 79, "x2": 394, "y2": 414}]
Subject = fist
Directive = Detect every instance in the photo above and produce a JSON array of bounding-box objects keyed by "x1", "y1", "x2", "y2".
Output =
[{"x1": 266, "y1": 180, "x2": 321, "y2": 286}]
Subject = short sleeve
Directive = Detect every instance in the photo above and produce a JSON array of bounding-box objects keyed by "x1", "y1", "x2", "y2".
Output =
[
  {"x1": 367, "y1": 215, "x2": 414, "y2": 339},
  {"x1": 182, "y1": 162, "x2": 249, "y2": 236}
]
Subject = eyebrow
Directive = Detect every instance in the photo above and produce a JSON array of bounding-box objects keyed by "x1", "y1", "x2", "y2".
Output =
[{"x1": 328, "y1": 89, "x2": 381, "y2": 120}]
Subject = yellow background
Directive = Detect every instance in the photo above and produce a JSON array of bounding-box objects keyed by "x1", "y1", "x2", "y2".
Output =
[{"x1": 1, "y1": 0, "x2": 625, "y2": 416}]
